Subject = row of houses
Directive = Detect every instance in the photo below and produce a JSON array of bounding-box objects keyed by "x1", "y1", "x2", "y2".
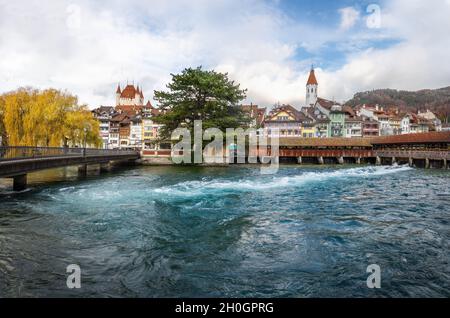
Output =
[
  {"x1": 92, "y1": 84, "x2": 170, "y2": 151},
  {"x1": 243, "y1": 68, "x2": 443, "y2": 138},
  {"x1": 93, "y1": 69, "x2": 444, "y2": 151}
]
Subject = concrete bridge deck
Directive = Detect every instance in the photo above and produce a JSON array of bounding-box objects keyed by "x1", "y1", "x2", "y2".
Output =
[{"x1": 0, "y1": 146, "x2": 140, "y2": 190}]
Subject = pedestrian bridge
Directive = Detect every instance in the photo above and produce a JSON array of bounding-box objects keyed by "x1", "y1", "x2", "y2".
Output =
[{"x1": 0, "y1": 146, "x2": 140, "y2": 190}]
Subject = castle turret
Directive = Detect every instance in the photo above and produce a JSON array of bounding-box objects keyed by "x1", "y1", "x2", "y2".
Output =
[
  {"x1": 306, "y1": 66, "x2": 318, "y2": 107},
  {"x1": 116, "y1": 84, "x2": 121, "y2": 106}
]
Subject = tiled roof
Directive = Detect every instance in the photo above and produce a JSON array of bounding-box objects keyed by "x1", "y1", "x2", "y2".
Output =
[
  {"x1": 120, "y1": 85, "x2": 139, "y2": 99},
  {"x1": 267, "y1": 104, "x2": 305, "y2": 122},
  {"x1": 116, "y1": 105, "x2": 143, "y2": 115},
  {"x1": 274, "y1": 137, "x2": 372, "y2": 147},
  {"x1": 307, "y1": 69, "x2": 318, "y2": 85},
  {"x1": 316, "y1": 97, "x2": 336, "y2": 110},
  {"x1": 371, "y1": 131, "x2": 450, "y2": 144}
]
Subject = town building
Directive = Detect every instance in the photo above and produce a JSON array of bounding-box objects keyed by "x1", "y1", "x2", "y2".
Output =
[
  {"x1": 241, "y1": 104, "x2": 266, "y2": 129},
  {"x1": 417, "y1": 109, "x2": 442, "y2": 131},
  {"x1": 129, "y1": 115, "x2": 143, "y2": 149},
  {"x1": 361, "y1": 116, "x2": 380, "y2": 137},
  {"x1": 328, "y1": 105, "x2": 346, "y2": 137},
  {"x1": 92, "y1": 106, "x2": 116, "y2": 148},
  {"x1": 264, "y1": 104, "x2": 303, "y2": 138}
]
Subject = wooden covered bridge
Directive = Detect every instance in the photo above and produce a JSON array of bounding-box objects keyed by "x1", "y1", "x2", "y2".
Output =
[{"x1": 250, "y1": 131, "x2": 450, "y2": 168}]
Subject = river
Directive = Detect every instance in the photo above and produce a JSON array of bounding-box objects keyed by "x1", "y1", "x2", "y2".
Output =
[{"x1": 0, "y1": 164, "x2": 449, "y2": 297}]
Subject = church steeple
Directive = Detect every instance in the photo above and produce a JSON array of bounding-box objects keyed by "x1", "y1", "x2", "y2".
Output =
[{"x1": 306, "y1": 65, "x2": 318, "y2": 107}]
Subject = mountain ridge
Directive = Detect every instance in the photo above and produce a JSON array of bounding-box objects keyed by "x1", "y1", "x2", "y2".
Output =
[{"x1": 345, "y1": 86, "x2": 450, "y2": 123}]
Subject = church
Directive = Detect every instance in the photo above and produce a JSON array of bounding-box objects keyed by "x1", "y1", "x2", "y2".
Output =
[{"x1": 263, "y1": 67, "x2": 339, "y2": 138}]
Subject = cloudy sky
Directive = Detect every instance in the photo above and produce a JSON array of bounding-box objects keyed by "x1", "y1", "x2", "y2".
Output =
[{"x1": 1, "y1": 0, "x2": 450, "y2": 108}]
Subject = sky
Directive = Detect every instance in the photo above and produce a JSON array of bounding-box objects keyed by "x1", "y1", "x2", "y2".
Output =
[{"x1": 1, "y1": 0, "x2": 450, "y2": 108}]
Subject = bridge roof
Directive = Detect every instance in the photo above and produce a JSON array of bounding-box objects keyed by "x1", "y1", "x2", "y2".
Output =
[
  {"x1": 371, "y1": 131, "x2": 450, "y2": 145},
  {"x1": 274, "y1": 137, "x2": 373, "y2": 147}
]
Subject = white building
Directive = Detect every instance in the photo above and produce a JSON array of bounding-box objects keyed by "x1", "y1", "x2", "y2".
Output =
[
  {"x1": 417, "y1": 109, "x2": 442, "y2": 131},
  {"x1": 129, "y1": 116, "x2": 143, "y2": 149},
  {"x1": 401, "y1": 114, "x2": 412, "y2": 134},
  {"x1": 305, "y1": 67, "x2": 318, "y2": 107},
  {"x1": 344, "y1": 119, "x2": 363, "y2": 138},
  {"x1": 92, "y1": 106, "x2": 115, "y2": 149}
]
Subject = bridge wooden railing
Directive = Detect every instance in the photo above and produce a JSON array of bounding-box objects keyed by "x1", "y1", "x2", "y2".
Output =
[
  {"x1": 374, "y1": 150, "x2": 450, "y2": 160},
  {"x1": 0, "y1": 146, "x2": 139, "y2": 162}
]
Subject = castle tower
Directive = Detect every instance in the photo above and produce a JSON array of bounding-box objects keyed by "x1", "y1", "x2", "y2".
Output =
[
  {"x1": 306, "y1": 66, "x2": 318, "y2": 107},
  {"x1": 135, "y1": 85, "x2": 141, "y2": 105},
  {"x1": 116, "y1": 84, "x2": 121, "y2": 106}
]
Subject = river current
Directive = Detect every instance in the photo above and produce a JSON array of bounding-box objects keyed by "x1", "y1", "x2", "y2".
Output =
[{"x1": 0, "y1": 164, "x2": 449, "y2": 297}]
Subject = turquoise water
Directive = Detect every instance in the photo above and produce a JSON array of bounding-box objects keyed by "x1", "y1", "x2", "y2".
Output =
[{"x1": 0, "y1": 165, "x2": 449, "y2": 297}]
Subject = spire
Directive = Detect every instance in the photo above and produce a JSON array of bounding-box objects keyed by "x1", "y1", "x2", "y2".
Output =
[
  {"x1": 307, "y1": 67, "x2": 318, "y2": 85},
  {"x1": 116, "y1": 83, "x2": 121, "y2": 94}
]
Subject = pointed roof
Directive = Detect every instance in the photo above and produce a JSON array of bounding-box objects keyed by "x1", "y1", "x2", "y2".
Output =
[
  {"x1": 306, "y1": 67, "x2": 318, "y2": 85},
  {"x1": 121, "y1": 84, "x2": 138, "y2": 98},
  {"x1": 116, "y1": 84, "x2": 121, "y2": 94}
]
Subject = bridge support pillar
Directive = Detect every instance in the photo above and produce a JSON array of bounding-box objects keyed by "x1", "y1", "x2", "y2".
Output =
[
  {"x1": 78, "y1": 164, "x2": 88, "y2": 176},
  {"x1": 297, "y1": 157, "x2": 302, "y2": 164},
  {"x1": 409, "y1": 157, "x2": 413, "y2": 167},
  {"x1": 425, "y1": 158, "x2": 430, "y2": 169},
  {"x1": 376, "y1": 156, "x2": 381, "y2": 165},
  {"x1": 356, "y1": 157, "x2": 361, "y2": 164},
  {"x1": 13, "y1": 174, "x2": 27, "y2": 191},
  {"x1": 318, "y1": 156, "x2": 324, "y2": 165},
  {"x1": 337, "y1": 156, "x2": 344, "y2": 164},
  {"x1": 100, "y1": 162, "x2": 111, "y2": 173},
  {"x1": 392, "y1": 157, "x2": 396, "y2": 165},
  {"x1": 443, "y1": 159, "x2": 447, "y2": 170}
]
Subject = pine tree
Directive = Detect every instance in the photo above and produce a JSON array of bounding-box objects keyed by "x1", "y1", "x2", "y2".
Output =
[{"x1": 153, "y1": 66, "x2": 250, "y2": 141}]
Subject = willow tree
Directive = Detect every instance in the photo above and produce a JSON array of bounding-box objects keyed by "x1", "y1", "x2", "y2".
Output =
[
  {"x1": 0, "y1": 88, "x2": 102, "y2": 147},
  {"x1": 153, "y1": 66, "x2": 250, "y2": 140},
  {"x1": 0, "y1": 95, "x2": 7, "y2": 146},
  {"x1": 63, "y1": 106, "x2": 102, "y2": 148}
]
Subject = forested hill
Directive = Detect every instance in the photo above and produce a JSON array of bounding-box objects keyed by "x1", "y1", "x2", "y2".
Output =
[{"x1": 345, "y1": 87, "x2": 450, "y2": 122}]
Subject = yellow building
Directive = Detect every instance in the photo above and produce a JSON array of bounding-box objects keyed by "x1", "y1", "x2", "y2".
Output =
[{"x1": 301, "y1": 124, "x2": 315, "y2": 138}]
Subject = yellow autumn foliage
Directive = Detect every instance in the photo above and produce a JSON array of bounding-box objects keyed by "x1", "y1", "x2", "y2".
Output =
[{"x1": 0, "y1": 88, "x2": 102, "y2": 148}]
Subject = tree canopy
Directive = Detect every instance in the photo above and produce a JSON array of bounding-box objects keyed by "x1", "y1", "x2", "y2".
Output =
[
  {"x1": 0, "y1": 88, "x2": 101, "y2": 147},
  {"x1": 153, "y1": 67, "x2": 250, "y2": 140}
]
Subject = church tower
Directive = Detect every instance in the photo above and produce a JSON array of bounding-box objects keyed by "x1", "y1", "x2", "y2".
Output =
[{"x1": 306, "y1": 66, "x2": 318, "y2": 107}]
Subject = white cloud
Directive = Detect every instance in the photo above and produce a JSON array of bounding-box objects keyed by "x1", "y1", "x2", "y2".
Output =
[
  {"x1": 339, "y1": 7, "x2": 360, "y2": 30},
  {"x1": 0, "y1": 0, "x2": 449, "y2": 109}
]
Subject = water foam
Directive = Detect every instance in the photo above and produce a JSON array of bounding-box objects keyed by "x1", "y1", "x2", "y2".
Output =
[{"x1": 154, "y1": 165, "x2": 413, "y2": 198}]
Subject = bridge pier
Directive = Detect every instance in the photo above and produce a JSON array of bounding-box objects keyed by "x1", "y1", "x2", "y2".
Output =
[
  {"x1": 356, "y1": 157, "x2": 361, "y2": 164},
  {"x1": 409, "y1": 157, "x2": 413, "y2": 167},
  {"x1": 297, "y1": 156, "x2": 302, "y2": 164},
  {"x1": 78, "y1": 164, "x2": 88, "y2": 176},
  {"x1": 443, "y1": 158, "x2": 447, "y2": 170},
  {"x1": 425, "y1": 158, "x2": 430, "y2": 169},
  {"x1": 318, "y1": 156, "x2": 324, "y2": 165},
  {"x1": 100, "y1": 162, "x2": 112, "y2": 172},
  {"x1": 337, "y1": 156, "x2": 344, "y2": 164},
  {"x1": 13, "y1": 174, "x2": 27, "y2": 191},
  {"x1": 376, "y1": 156, "x2": 381, "y2": 165},
  {"x1": 392, "y1": 157, "x2": 396, "y2": 165}
]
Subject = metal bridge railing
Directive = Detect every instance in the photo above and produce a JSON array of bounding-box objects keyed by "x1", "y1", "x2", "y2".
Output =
[{"x1": 0, "y1": 146, "x2": 139, "y2": 162}]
